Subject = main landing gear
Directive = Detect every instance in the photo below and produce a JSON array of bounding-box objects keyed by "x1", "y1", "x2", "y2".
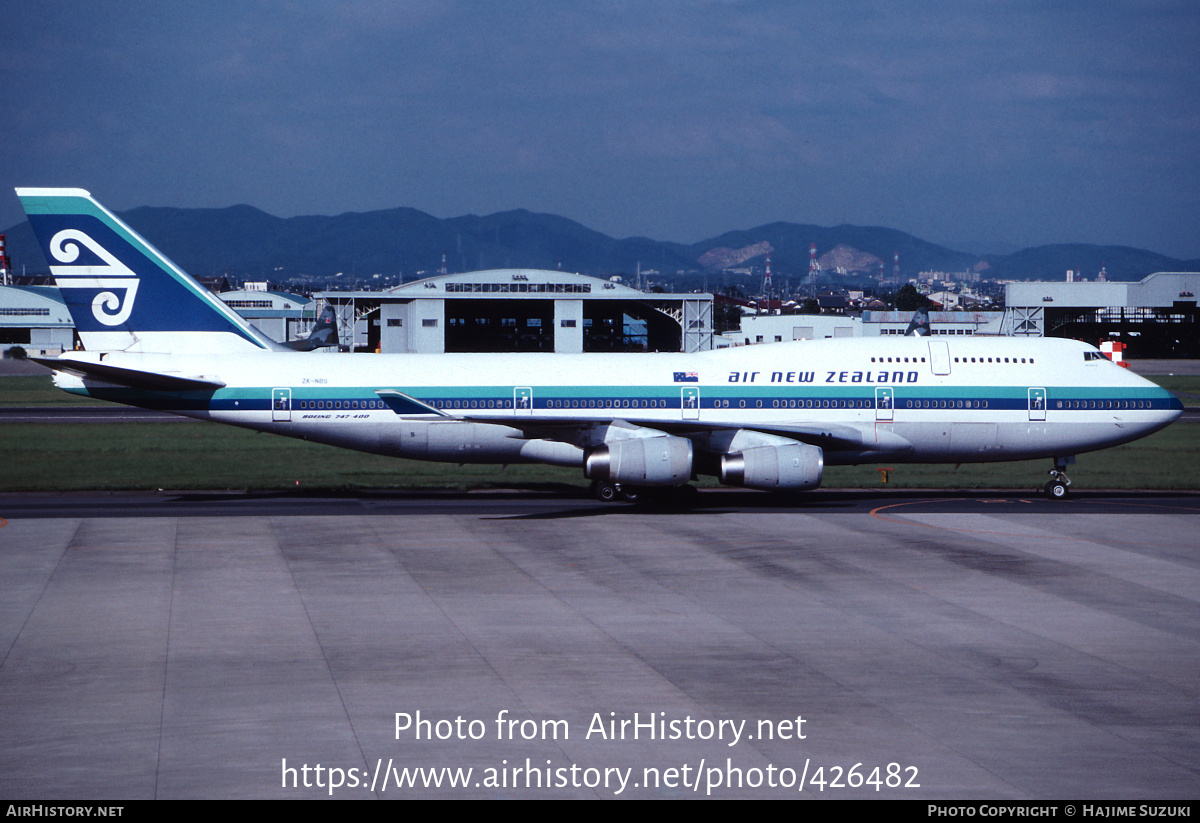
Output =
[
  {"x1": 1043, "y1": 456, "x2": 1075, "y2": 500},
  {"x1": 590, "y1": 480, "x2": 698, "y2": 506},
  {"x1": 591, "y1": 480, "x2": 640, "y2": 503}
]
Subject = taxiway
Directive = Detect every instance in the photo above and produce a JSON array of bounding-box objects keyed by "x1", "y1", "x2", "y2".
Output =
[{"x1": 1, "y1": 490, "x2": 1198, "y2": 798}]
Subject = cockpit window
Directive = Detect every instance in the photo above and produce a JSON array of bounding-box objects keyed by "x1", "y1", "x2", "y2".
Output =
[{"x1": 1084, "y1": 351, "x2": 1106, "y2": 361}]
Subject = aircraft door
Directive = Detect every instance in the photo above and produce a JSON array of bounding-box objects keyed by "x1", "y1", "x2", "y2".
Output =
[
  {"x1": 681, "y1": 386, "x2": 700, "y2": 420},
  {"x1": 272, "y1": 388, "x2": 292, "y2": 422},
  {"x1": 1028, "y1": 387, "x2": 1047, "y2": 421},
  {"x1": 514, "y1": 387, "x2": 533, "y2": 416},
  {"x1": 875, "y1": 387, "x2": 894, "y2": 421},
  {"x1": 928, "y1": 340, "x2": 951, "y2": 375}
]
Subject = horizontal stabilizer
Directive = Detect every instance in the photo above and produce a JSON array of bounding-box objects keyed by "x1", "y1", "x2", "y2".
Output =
[
  {"x1": 375, "y1": 389, "x2": 450, "y2": 417},
  {"x1": 32, "y1": 357, "x2": 226, "y2": 392}
]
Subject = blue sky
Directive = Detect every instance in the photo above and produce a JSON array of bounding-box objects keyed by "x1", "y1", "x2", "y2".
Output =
[{"x1": 3, "y1": 1, "x2": 1198, "y2": 257}]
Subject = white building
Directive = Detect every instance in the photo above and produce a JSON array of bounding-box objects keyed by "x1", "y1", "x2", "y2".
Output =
[
  {"x1": 1004, "y1": 271, "x2": 1200, "y2": 356},
  {"x1": 318, "y1": 269, "x2": 713, "y2": 354},
  {"x1": 217, "y1": 288, "x2": 315, "y2": 345},
  {"x1": 719, "y1": 310, "x2": 1005, "y2": 347},
  {"x1": 0, "y1": 285, "x2": 75, "y2": 355}
]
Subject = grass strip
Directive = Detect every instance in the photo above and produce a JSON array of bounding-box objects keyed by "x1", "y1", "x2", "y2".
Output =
[{"x1": 1, "y1": 419, "x2": 1195, "y2": 492}]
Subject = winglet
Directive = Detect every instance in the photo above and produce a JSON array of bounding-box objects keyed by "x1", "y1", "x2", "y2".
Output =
[{"x1": 375, "y1": 389, "x2": 450, "y2": 416}]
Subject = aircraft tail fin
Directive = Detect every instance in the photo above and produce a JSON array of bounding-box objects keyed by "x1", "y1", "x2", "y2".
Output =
[
  {"x1": 284, "y1": 304, "x2": 338, "y2": 351},
  {"x1": 904, "y1": 307, "x2": 931, "y2": 336},
  {"x1": 15, "y1": 188, "x2": 283, "y2": 354}
]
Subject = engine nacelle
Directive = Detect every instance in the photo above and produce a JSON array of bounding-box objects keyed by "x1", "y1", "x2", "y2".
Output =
[
  {"x1": 386, "y1": 420, "x2": 582, "y2": 466},
  {"x1": 585, "y1": 436, "x2": 693, "y2": 486},
  {"x1": 720, "y1": 443, "x2": 824, "y2": 491}
]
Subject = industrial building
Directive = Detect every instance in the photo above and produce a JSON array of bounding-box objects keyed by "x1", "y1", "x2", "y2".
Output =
[
  {"x1": 0, "y1": 284, "x2": 75, "y2": 355},
  {"x1": 317, "y1": 269, "x2": 713, "y2": 354},
  {"x1": 718, "y1": 310, "x2": 1004, "y2": 347},
  {"x1": 864, "y1": 310, "x2": 1005, "y2": 336},
  {"x1": 10, "y1": 264, "x2": 1196, "y2": 359},
  {"x1": 216, "y1": 283, "x2": 315, "y2": 346},
  {"x1": 1005, "y1": 272, "x2": 1200, "y2": 357}
]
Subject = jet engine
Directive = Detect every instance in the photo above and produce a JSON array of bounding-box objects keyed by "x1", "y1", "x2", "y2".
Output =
[
  {"x1": 585, "y1": 435, "x2": 693, "y2": 486},
  {"x1": 719, "y1": 442, "x2": 824, "y2": 491}
]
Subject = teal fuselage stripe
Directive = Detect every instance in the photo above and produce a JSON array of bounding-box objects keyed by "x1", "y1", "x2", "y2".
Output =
[{"x1": 68, "y1": 384, "x2": 1181, "y2": 414}]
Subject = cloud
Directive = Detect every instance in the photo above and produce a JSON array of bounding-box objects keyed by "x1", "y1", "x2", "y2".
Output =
[{"x1": 1, "y1": 0, "x2": 1197, "y2": 256}]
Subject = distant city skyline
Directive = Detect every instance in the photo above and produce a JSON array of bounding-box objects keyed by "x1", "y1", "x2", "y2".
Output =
[{"x1": 2, "y1": 2, "x2": 1197, "y2": 258}]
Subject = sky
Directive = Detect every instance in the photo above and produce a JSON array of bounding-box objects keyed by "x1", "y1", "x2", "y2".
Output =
[{"x1": 2, "y1": 1, "x2": 1198, "y2": 258}]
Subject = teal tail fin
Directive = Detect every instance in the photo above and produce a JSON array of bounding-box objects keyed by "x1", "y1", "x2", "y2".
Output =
[{"x1": 16, "y1": 188, "x2": 282, "y2": 354}]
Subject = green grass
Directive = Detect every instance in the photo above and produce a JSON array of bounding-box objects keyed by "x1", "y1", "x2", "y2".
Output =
[
  {"x1": 0, "y1": 375, "x2": 113, "y2": 406},
  {"x1": 1149, "y1": 375, "x2": 1200, "y2": 403},
  {"x1": 0, "y1": 422, "x2": 586, "y2": 492},
  {"x1": 1, "y1": 372, "x2": 1196, "y2": 492},
  {"x1": 0, "y1": 419, "x2": 1195, "y2": 492},
  {"x1": 822, "y1": 423, "x2": 1198, "y2": 490}
]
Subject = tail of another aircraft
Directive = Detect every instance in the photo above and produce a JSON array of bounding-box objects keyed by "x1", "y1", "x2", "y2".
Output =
[
  {"x1": 904, "y1": 307, "x2": 930, "y2": 336},
  {"x1": 284, "y1": 304, "x2": 338, "y2": 351},
  {"x1": 16, "y1": 188, "x2": 282, "y2": 354}
]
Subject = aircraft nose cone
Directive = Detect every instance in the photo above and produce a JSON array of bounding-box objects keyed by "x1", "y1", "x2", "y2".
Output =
[{"x1": 1168, "y1": 396, "x2": 1184, "y2": 422}]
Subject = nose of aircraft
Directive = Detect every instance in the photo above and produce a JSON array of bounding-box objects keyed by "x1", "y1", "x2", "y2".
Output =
[
  {"x1": 1140, "y1": 375, "x2": 1184, "y2": 428},
  {"x1": 1165, "y1": 390, "x2": 1185, "y2": 421}
]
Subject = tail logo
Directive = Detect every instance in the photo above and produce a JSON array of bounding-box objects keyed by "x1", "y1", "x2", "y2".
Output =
[{"x1": 48, "y1": 229, "x2": 139, "y2": 326}]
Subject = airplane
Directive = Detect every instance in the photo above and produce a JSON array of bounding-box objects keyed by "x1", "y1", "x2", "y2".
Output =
[
  {"x1": 283, "y1": 304, "x2": 339, "y2": 351},
  {"x1": 904, "y1": 307, "x2": 930, "y2": 336},
  {"x1": 16, "y1": 188, "x2": 1184, "y2": 502}
]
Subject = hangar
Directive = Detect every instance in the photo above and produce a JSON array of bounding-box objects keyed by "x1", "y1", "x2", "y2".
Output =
[
  {"x1": 317, "y1": 269, "x2": 713, "y2": 354},
  {"x1": 1006, "y1": 272, "x2": 1200, "y2": 357},
  {"x1": 0, "y1": 284, "x2": 75, "y2": 356},
  {"x1": 716, "y1": 311, "x2": 1005, "y2": 347},
  {"x1": 216, "y1": 284, "x2": 315, "y2": 347}
]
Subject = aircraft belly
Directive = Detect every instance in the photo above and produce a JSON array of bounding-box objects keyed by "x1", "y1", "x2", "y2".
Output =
[
  {"x1": 867, "y1": 418, "x2": 1163, "y2": 463},
  {"x1": 949, "y1": 422, "x2": 1000, "y2": 459}
]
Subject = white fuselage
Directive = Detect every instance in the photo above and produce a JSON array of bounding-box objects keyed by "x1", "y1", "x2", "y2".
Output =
[{"x1": 58, "y1": 336, "x2": 1181, "y2": 471}]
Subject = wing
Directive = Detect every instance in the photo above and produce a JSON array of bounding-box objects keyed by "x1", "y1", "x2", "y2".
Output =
[
  {"x1": 33, "y1": 357, "x2": 226, "y2": 392},
  {"x1": 380, "y1": 406, "x2": 913, "y2": 457}
]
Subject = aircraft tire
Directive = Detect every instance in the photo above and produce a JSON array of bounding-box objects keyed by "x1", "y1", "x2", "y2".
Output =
[
  {"x1": 619, "y1": 486, "x2": 643, "y2": 503},
  {"x1": 592, "y1": 481, "x2": 620, "y2": 503},
  {"x1": 1044, "y1": 480, "x2": 1070, "y2": 500}
]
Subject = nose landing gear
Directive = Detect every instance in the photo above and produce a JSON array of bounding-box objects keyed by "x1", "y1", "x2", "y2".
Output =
[{"x1": 1044, "y1": 456, "x2": 1075, "y2": 500}]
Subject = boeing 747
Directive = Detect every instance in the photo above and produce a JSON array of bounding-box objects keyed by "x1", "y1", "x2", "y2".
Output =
[{"x1": 16, "y1": 188, "x2": 1183, "y2": 500}]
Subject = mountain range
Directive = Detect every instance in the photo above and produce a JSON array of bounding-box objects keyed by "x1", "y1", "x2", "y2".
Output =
[{"x1": 4, "y1": 204, "x2": 1197, "y2": 287}]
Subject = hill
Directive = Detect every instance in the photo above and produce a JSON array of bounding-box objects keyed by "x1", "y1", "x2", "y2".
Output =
[{"x1": 4, "y1": 204, "x2": 1196, "y2": 285}]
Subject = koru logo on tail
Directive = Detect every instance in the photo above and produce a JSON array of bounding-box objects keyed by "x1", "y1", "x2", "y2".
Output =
[{"x1": 48, "y1": 229, "x2": 139, "y2": 326}]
